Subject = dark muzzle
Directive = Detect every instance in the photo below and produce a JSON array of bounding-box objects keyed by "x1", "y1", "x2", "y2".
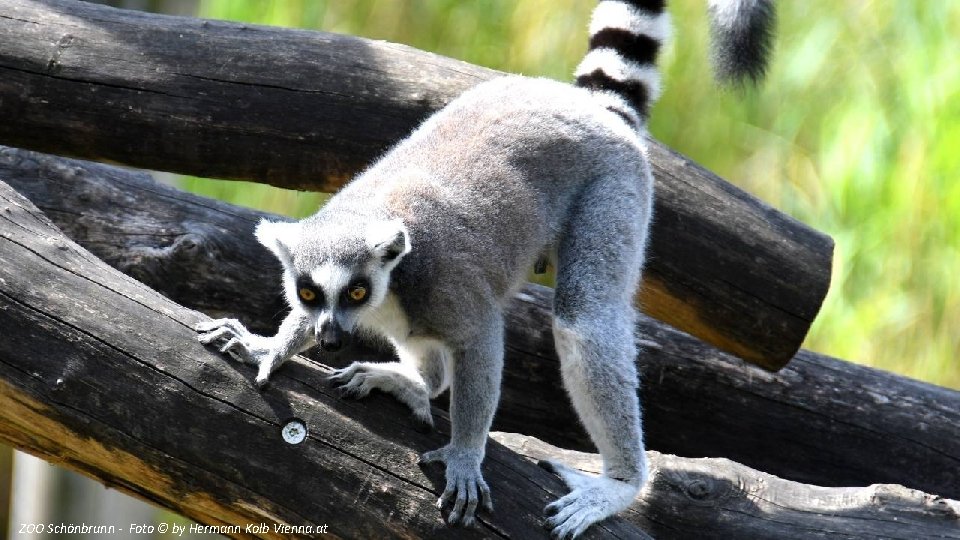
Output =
[{"x1": 318, "y1": 320, "x2": 350, "y2": 352}]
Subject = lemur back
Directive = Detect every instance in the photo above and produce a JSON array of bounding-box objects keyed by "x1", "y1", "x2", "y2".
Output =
[
  {"x1": 316, "y1": 77, "x2": 648, "y2": 337},
  {"x1": 197, "y1": 1, "x2": 774, "y2": 537}
]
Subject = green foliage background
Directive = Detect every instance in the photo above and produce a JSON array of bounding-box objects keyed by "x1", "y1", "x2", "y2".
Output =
[{"x1": 182, "y1": 0, "x2": 959, "y2": 389}]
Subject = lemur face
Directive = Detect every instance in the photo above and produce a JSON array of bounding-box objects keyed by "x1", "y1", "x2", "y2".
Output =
[
  {"x1": 295, "y1": 261, "x2": 382, "y2": 352},
  {"x1": 255, "y1": 217, "x2": 411, "y2": 352}
]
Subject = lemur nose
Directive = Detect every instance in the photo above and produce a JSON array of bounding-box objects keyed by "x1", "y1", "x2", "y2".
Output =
[
  {"x1": 320, "y1": 335, "x2": 342, "y2": 352},
  {"x1": 318, "y1": 321, "x2": 349, "y2": 352}
]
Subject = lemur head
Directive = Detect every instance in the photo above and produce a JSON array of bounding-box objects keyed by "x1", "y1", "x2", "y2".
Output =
[{"x1": 254, "y1": 217, "x2": 411, "y2": 352}]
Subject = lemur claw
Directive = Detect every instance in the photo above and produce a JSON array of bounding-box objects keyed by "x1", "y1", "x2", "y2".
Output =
[
  {"x1": 540, "y1": 461, "x2": 641, "y2": 540},
  {"x1": 421, "y1": 446, "x2": 493, "y2": 526},
  {"x1": 329, "y1": 362, "x2": 436, "y2": 431},
  {"x1": 195, "y1": 318, "x2": 287, "y2": 389}
]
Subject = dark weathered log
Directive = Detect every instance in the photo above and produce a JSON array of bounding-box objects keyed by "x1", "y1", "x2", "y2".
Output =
[
  {"x1": 4, "y1": 147, "x2": 957, "y2": 500},
  {"x1": 0, "y1": 446, "x2": 10, "y2": 536},
  {"x1": 493, "y1": 433, "x2": 960, "y2": 540},
  {"x1": 1, "y1": 179, "x2": 957, "y2": 540},
  {"x1": 501, "y1": 288, "x2": 960, "y2": 501},
  {"x1": 0, "y1": 149, "x2": 289, "y2": 335},
  {"x1": 0, "y1": 179, "x2": 653, "y2": 539},
  {"x1": 0, "y1": 0, "x2": 483, "y2": 190},
  {"x1": 0, "y1": 0, "x2": 833, "y2": 369}
]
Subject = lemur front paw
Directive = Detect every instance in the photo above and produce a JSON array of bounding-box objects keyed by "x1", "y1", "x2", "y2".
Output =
[
  {"x1": 328, "y1": 362, "x2": 434, "y2": 431},
  {"x1": 539, "y1": 460, "x2": 641, "y2": 540},
  {"x1": 420, "y1": 445, "x2": 492, "y2": 527},
  {"x1": 195, "y1": 318, "x2": 275, "y2": 388},
  {"x1": 195, "y1": 318, "x2": 260, "y2": 364}
]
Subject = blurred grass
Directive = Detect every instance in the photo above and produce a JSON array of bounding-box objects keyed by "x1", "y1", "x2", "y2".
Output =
[{"x1": 183, "y1": 0, "x2": 958, "y2": 389}]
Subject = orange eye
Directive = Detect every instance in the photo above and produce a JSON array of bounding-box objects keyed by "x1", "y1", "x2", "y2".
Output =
[
  {"x1": 299, "y1": 288, "x2": 317, "y2": 302},
  {"x1": 347, "y1": 285, "x2": 367, "y2": 302}
]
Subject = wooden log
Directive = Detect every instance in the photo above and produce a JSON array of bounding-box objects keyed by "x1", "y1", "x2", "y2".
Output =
[
  {"x1": 4, "y1": 147, "x2": 958, "y2": 501},
  {"x1": 0, "y1": 178, "x2": 651, "y2": 539},
  {"x1": 0, "y1": 149, "x2": 289, "y2": 335},
  {"x1": 1, "y1": 179, "x2": 957, "y2": 540},
  {"x1": 492, "y1": 433, "x2": 960, "y2": 540},
  {"x1": 0, "y1": 446, "x2": 10, "y2": 537},
  {"x1": 0, "y1": 0, "x2": 833, "y2": 369},
  {"x1": 501, "y1": 288, "x2": 960, "y2": 501}
]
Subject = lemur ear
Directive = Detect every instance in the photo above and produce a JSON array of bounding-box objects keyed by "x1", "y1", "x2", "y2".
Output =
[
  {"x1": 366, "y1": 219, "x2": 411, "y2": 263},
  {"x1": 254, "y1": 219, "x2": 302, "y2": 267}
]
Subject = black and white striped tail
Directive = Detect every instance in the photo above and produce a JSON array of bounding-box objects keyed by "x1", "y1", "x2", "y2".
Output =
[
  {"x1": 575, "y1": 0, "x2": 669, "y2": 127},
  {"x1": 575, "y1": 1, "x2": 776, "y2": 126},
  {"x1": 708, "y1": 0, "x2": 776, "y2": 85}
]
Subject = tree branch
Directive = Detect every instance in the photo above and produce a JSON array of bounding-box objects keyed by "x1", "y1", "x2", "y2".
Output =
[
  {"x1": 1, "y1": 171, "x2": 957, "y2": 539},
  {"x1": 0, "y1": 177, "x2": 650, "y2": 539},
  {"x1": 0, "y1": 0, "x2": 833, "y2": 369},
  {"x1": 494, "y1": 433, "x2": 960, "y2": 540},
  {"x1": 3, "y1": 147, "x2": 957, "y2": 502}
]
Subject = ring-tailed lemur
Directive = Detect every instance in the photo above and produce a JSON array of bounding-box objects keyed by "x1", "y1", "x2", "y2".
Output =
[{"x1": 196, "y1": 0, "x2": 773, "y2": 536}]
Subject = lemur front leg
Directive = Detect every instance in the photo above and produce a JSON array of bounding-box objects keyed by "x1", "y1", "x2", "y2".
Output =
[
  {"x1": 195, "y1": 308, "x2": 314, "y2": 388},
  {"x1": 420, "y1": 315, "x2": 503, "y2": 527},
  {"x1": 328, "y1": 343, "x2": 450, "y2": 431}
]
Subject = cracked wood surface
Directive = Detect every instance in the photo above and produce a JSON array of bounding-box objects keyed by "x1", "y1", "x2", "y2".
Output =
[
  {"x1": 0, "y1": 178, "x2": 651, "y2": 539},
  {"x1": 1, "y1": 164, "x2": 958, "y2": 540},
  {"x1": 3, "y1": 147, "x2": 958, "y2": 503},
  {"x1": 0, "y1": 0, "x2": 833, "y2": 370},
  {"x1": 494, "y1": 433, "x2": 960, "y2": 540}
]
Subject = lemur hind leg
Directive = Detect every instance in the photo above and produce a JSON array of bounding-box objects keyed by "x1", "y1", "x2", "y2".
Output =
[
  {"x1": 543, "y1": 167, "x2": 653, "y2": 539},
  {"x1": 329, "y1": 340, "x2": 450, "y2": 431}
]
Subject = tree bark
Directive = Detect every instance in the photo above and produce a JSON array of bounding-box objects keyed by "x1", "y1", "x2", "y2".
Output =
[
  {"x1": 3, "y1": 147, "x2": 957, "y2": 501},
  {"x1": 1, "y1": 177, "x2": 957, "y2": 540},
  {"x1": 0, "y1": 178, "x2": 649, "y2": 539},
  {"x1": 493, "y1": 433, "x2": 960, "y2": 540},
  {"x1": 0, "y1": 0, "x2": 833, "y2": 370}
]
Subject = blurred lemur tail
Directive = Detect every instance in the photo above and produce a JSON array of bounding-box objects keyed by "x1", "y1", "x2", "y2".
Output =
[
  {"x1": 574, "y1": 0, "x2": 670, "y2": 126},
  {"x1": 708, "y1": 0, "x2": 776, "y2": 84}
]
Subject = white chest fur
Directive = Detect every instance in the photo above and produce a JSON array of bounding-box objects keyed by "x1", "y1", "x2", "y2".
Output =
[{"x1": 357, "y1": 292, "x2": 411, "y2": 342}]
